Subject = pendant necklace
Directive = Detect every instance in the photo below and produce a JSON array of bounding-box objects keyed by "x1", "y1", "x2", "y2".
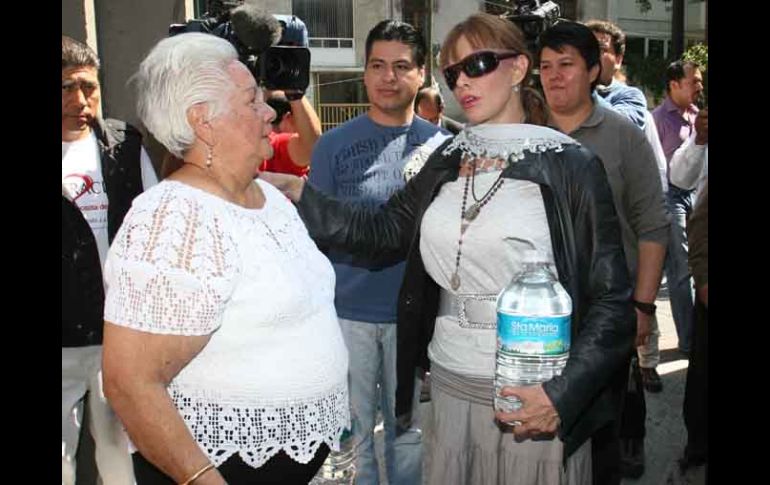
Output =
[{"x1": 449, "y1": 158, "x2": 505, "y2": 291}]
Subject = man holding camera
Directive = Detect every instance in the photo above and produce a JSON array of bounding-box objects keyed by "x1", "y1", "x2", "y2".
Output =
[
  {"x1": 166, "y1": 5, "x2": 321, "y2": 179},
  {"x1": 260, "y1": 90, "x2": 322, "y2": 176}
]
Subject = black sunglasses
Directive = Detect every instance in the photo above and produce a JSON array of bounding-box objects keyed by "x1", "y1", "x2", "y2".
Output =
[{"x1": 443, "y1": 51, "x2": 520, "y2": 91}]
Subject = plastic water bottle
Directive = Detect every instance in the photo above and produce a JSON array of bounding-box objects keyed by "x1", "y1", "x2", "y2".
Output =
[
  {"x1": 494, "y1": 250, "x2": 572, "y2": 421},
  {"x1": 309, "y1": 428, "x2": 356, "y2": 484}
]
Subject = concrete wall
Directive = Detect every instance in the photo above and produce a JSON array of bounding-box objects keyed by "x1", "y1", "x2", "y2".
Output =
[
  {"x1": 354, "y1": 0, "x2": 393, "y2": 66},
  {"x1": 616, "y1": 0, "x2": 673, "y2": 37},
  {"x1": 432, "y1": 0, "x2": 481, "y2": 121},
  {"x1": 433, "y1": 0, "x2": 480, "y2": 47},
  {"x1": 597, "y1": 0, "x2": 706, "y2": 41},
  {"x1": 579, "y1": 0, "x2": 611, "y2": 22},
  {"x1": 684, "y1": 2, "x2": 706, "y2": 39},
  {"x1": 62, "y1": 0, "x2": 98, "y2": 52},
  {"x1": 253, "y1": 0, "x2": 290, "y2": 15},
  {"x1": 94, "y1": 0, "x2": 192, "y2": 125}
]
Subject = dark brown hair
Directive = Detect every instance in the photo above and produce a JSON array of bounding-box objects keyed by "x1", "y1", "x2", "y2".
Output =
[
  {"x1": 439, "y1": 13, "x2": 547, "y2": 125},
  {"x1": 584, "y1": 19, "x2": 626, "y2": 57},
  {"x1": 62, "y1": 35, "x2": 100, "y2": 70}
]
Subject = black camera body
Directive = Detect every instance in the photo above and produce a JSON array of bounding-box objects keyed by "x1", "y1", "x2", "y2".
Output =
[
  {"x1": 259, "y1": 15, "x2": 310, "y2": 91},
  {"x1": 169, "y1": 11, "x2": 311, "y2": 92},
  {"x1": 504, "y1": 0, "x2": 561, "y2": 54}
]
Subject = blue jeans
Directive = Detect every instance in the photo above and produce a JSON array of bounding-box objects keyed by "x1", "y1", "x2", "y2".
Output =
[
  {"x1": 339, "y1": 318, "x2": 423, "y2": 485},
  {"x1": 665, "y1": 184, "x2": 695, "y2": 354}
]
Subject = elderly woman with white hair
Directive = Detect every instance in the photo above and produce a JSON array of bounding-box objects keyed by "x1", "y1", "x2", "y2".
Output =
[{"x1": 101, "y1": 33, "x2": 349, "y2": 484}]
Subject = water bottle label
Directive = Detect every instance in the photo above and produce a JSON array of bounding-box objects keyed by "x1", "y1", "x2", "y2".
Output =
[{"x1": 497, "y1": 314, "x2": 570, "y2": 355}]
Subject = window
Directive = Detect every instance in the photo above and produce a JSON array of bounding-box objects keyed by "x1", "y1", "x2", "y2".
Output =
[
  {"x1": 317, "y1": 73, "x2": 366, "y2": 103},
  {"x1": 626, "y1": 37, "x2": 645, "y2": 58},
  {"x1": 626, "y1": 36, "x2": 673, "y2": 59},
  {"x1": 293, "y1": 0, "x2": 353, "y2": 40},
  {"x1": 648, "y1": 39, "x2": 666, "y2": 58}
]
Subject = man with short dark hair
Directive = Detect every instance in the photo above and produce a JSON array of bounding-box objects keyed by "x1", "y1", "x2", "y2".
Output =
[
  {"x1": 62, "y1": 35, "x2": 157, "y2": 485},
  {"x1": 585, "y1": 19, "x2": 648, "y2": 129},
  {"x1": 585, "y1": 19, "x2": 666, "y2": 394},
  {"x1": 414, "y1": 86, "x2": 463, "y2": 134},
  {"x1": 308, "y1": 20, "x2": 449, "y2": 485},
  {"x1": 653, "y1": 60, "x2": 704, "y2": 360},
  {"x1": 538, "y1": 21, "x2": 669, "y2": 485},
  {"x1": 260, "y1": 90, "x2": 322, "y2": 176},
  {"x1": 654, "y1": 61, "x2": 703, "y2": 161}
]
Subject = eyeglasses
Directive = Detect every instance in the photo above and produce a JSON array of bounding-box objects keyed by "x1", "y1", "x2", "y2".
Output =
[{"x1": 442, "y1": 51, "x2": 520, "y2": 90}]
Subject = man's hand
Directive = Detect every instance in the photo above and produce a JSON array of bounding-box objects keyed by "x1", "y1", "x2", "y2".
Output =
[
  {"x1": 635, "y1": 308, "x2": 653, "y2": 347},
  {"x1": 694, "y1": 108, "x2": 708, "y2": 145},
  {"x1": 259, "y1": 171, "x2": 305, "y2": 202},
  {"x1": 494, "y1": 385, "x2": 560, "y2": 441}
]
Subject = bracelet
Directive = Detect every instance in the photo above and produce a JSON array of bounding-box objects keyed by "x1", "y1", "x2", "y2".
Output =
[
  {"x1": 632, "y1": 299, "x2": 656, "y2": 315},
  {"x1": 179, "y1": 462, "x2": 215, "y2": 485}
]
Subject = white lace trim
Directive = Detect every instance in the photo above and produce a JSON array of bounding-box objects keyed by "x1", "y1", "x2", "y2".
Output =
[
  {"x1": 172, "y1": 382, "x2": 349, "y2": 468},
  {"x1": 105, "y1": 180, "x2": 350, "y2": 469},
  {"x1": 442, "y1": 123, "x2": 578, "y2": 162},
  {"x1": 104, "y1": 182, "x2": 239, "y2": 335}
]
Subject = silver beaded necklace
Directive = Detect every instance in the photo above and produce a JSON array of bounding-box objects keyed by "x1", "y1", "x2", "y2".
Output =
[{"x1": 443, "y1": 124, "x2": 576, "y2": 291}]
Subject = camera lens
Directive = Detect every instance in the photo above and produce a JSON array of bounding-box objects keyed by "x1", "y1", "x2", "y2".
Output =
[
  {"x1": 268, "y1": 54, "x2": 301, "y2": 82},
  {"x1": 259, "y1": 46, "x2": 310, "y2": 91}
]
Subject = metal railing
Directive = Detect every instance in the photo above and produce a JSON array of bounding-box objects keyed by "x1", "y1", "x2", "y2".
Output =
[
  {"x1": 309, "y1": 37, "x2": 355, "y2": 49},
  {"x1": 318, "y1": 103, "x2": 369, "y2": 132}
]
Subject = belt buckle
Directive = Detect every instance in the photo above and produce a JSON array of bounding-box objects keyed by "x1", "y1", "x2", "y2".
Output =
[{"x1": 455, "y1": 293, "x2": 498, "y2": 329}]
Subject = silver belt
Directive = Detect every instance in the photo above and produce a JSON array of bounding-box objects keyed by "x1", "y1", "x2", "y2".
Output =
[{"x1": 437, "y1": 290, "x2": 498, "y2": 330}]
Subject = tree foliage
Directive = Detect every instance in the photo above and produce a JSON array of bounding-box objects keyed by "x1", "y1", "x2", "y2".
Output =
[
  {"x1": 682, "y1": 43, "x2": 707, "y2": 72},
  {"x1": 683, "y1": 42, "x2": 708, "y2": 102},
  {"x1": 624, "y1": 51, "x2": 672, "y2": 105},
  {"x1": 624, "y1": 42, "x2": 707, "y2": 106}
]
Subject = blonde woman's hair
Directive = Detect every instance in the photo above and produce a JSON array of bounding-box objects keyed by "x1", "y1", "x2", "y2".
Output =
[{"x1": 439, "y1": 13, "x2": 547, "y2": 125}]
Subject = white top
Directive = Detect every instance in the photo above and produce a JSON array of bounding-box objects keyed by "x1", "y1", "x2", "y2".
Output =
[
  {"x1": 669, "y1": 131, "x2": 708, "y2": 197},
  {"x1": 402, "y1": 130, "x2": 453, "y2": 181},
  {"x1": 62, "y1": 131, "x2": 159, "y2": 266},
  {"x1": 421, "y1": 123, "x2": 563, "y2": 378},
  {"x1": 103, "y1": 179, "x2": 349, "y2": 468}
]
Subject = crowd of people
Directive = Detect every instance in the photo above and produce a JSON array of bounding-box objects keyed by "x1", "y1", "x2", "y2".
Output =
[{"x1": 63, "y1": 7, "x2": 708, "y2": 485}]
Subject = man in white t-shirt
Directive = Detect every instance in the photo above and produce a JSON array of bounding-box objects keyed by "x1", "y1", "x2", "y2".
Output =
[{"x1": 61, "y1": 35, "x2": 157, "y2": 485}]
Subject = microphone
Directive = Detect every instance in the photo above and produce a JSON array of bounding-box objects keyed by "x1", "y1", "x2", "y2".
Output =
[{"x1": 230, "y1": 3, "x2": 281, "y2": 55}]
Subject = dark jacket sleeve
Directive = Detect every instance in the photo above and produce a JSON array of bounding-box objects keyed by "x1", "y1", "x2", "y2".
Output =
[
  {"x1": 687, "y1": 182, "x2": 708, "y2": 289},
  {"x1": 295, "y1": 141, "x2": 452, "y2": 263},
  {"x1": 542, "y1": 149, "x2": 635, "y2": 435}
]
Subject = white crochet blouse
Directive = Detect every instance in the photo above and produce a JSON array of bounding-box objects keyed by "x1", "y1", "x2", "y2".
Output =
[{"x1": 103, "y1": 179, "x2": 349, "y2": 468}]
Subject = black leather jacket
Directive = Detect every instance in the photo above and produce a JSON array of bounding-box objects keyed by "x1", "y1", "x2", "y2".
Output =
[
  {"x1": 61, "y1": 118, "x2": 145, "y2": 347},
  {"x1": 296, "y1": 137, "x2": 634, "y2": 458}
]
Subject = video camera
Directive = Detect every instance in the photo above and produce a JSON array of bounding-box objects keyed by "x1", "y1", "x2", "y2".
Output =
[
  {"x1": 169, "y1": 2, "x2": 311, "y2": 92},
  {"x1": 503, "y1": 1, "x2": 561, "y2": 55}
]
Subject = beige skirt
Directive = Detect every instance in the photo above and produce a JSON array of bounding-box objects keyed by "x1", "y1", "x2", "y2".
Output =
[{"x1": 425, "y1": 365, "x2": 592, "y2": 485}]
